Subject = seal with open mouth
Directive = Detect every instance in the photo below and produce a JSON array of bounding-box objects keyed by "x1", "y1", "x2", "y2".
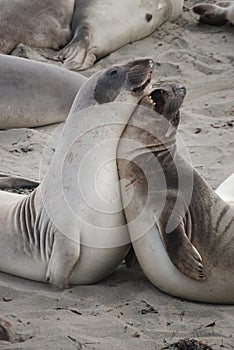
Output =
[{"x1": 117, "y1": 82, "x2": 234, "y2": 303}]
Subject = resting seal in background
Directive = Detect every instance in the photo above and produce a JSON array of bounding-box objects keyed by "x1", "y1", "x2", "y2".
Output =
[
  {"x1": 117, "y1": 82, "x2": 234, "y2": 303},
  {"x1": 0, "y1": 59, "x2": 153, "y2": 288},
  {"x1": 0, "y1": 0, "x2": 75, "y2": 54},
  {"x1": 12, "y1": 0, "x2": 184, "y2": 71},
  {"x1": 0, "y1": 55, "x2": 87, "y2": 129},
  {"x1": 193, "y1": 2, "x2": 234, "y2": 25}
]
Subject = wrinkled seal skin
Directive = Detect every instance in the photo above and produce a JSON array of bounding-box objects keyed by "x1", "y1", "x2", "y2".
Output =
[
  {"x1": 11, "y1": 0, "x2": 184, "y2": 70},
  {"x1": 117, "y1": 82, "x2": 234, "y2": 304},
  {"x1": 0, "y1": 59, "x2": 153, "y2": 288},
  {"x1": 193, "y1": 2, "x2": 234, "y2": 26},
  {"x1": 0, "y1": 55, "x2": 87, "y2": 129},
  {"x1": 0, "y1": 0, "x2": 75, "y2": 54}
]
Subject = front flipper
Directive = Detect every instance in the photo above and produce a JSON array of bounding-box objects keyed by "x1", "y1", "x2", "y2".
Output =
[
  {"x1": 0, "y1": 173, "x2": 39, "y2": 191},
  {"x1": 46, "y1": 231, "x2": 80, "y2": 289},
  {"x1": 58, "y1": 24, "x2": 94, "y2": 71},
  {"x1": 11, "y1": 44, "x2": 62, "y2": 66},
  {"x1": 156, "y1": 213, "x2": 205, "y2": 281},
  {"x1": 192, "y1": 3, "x2": 228, "y2": 25}
]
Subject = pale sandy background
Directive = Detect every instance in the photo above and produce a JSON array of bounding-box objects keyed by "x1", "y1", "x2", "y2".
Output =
[{"x1": 0, "y1": 0, "x2": 234, "y2": 349}]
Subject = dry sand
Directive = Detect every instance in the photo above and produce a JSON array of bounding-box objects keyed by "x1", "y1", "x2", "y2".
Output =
[{"x1": 0, "y1": 0, "x2": 234, "y2": 349}]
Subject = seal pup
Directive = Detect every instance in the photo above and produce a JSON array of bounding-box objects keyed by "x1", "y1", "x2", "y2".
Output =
[
  {"x1": 0, "y1": 55, "x2": 86, "y2": 129},
  {"x1": 0, "y1": 0, "x2": 74, "y2": 54},
  {"x1": 193, "y1": 2, "x2": 234, "y2": 25},
  {"x1": 0, "y1": 59, "x2": 153, "y2": 288},
  {"x1": 117, "y1": 82, "x2": 234, "y2": 303},
  {"x1": 13, "y1": 0, "x2": 184, "y2": 71}
]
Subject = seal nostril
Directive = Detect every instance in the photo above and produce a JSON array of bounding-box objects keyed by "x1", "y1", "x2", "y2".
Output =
[
  {"x1": 148, "y1": 59, "x2": 154, "y2": 70},
  {"x1": 173, "y1": 84, "x2": 186, "y2": 96}
]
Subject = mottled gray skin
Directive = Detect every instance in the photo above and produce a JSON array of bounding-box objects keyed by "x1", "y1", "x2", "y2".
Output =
[
  {"x1": 117, "y1": 82, "x2": 234, "y2": 303},
  {"x1": 193, "y1": 2, "x2": 234, "y2": 26},
  {"x1": 0, "y1": 0, "x2": 75, "y2": 54},
  {"x1": 0, "y1": 59, "x2": 153, "y2": 289},
  {"x1": 0, "y1": 55, "x2": 87, "y2": 129}
]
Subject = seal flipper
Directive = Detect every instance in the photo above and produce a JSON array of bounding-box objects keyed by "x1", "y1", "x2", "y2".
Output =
[
  {"x1": 58, "y1": 24, "x2": 93, "y2": 71},
  {"x1": 192, "y1": 3, "x2": 228, "y2": 26},
  {"x1": 11, "y1": 44, "x2": 63, "y2": 66},
  {"x1": 0, "y1": 173, "x2": 39, "y2": 191},
  {"x1": 46, "y1": 231, "x2": 80, "y2": 289},
  {"x1": 156, "y1": 216, "x2": 205, "y2": 281}
]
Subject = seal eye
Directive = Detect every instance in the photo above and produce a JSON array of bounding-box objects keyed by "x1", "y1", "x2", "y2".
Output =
[{"x1": 109, "y1": 68, "x2": 119, "y2": 77}]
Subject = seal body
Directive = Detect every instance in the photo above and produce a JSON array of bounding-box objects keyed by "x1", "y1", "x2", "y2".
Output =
[
  {"x1": 117, "y1": 82, "x2": 234, "y2": 303},
  {"x1": 193, "y1": 2, "x2": 234, "y2": 26},
  {"x1": 0, "y1": 59, "x2": 153, "y2": 288},
  {"x1": 0, "y1": 55, "x2": 86, "y2": 129},
  {"x1": 12, "y1": 0, "x2": 184, "y2": 70},
  {"x1": 0, "y1": 0, "x2": 74, "y2": 54},
  {"x1": 60, "y1": 0, "x2": 184, "y2": 70}
]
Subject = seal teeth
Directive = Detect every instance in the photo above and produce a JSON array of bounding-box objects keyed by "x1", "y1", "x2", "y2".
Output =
[{"x1": 148, "y1": 95, "x2": 155, "y2": 105}]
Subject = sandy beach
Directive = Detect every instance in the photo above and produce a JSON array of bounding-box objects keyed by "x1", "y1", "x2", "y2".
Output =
[{"x1": 0, "y1": 0, "x2": 234, "y2": 349}]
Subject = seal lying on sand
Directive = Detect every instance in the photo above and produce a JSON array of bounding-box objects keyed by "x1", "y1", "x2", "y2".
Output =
[
  {"x1": 12, "y1": 0, "x2": 184, "y2": 71},
  {"x1": 0, "y1": 0, "x2": 74, "y2": 54},
  {"x1": 0, "y1": 55, "x2": 87, "y2": 129},
  {"x1": 0, "y1": 59, "x2": 153, "y2": 288},
  {"x1": 117, "y1": 82, "x2": 234, "y2": 303},
  {"x1": 193, "y1": 2, "x2": 234, "y2": 25}
]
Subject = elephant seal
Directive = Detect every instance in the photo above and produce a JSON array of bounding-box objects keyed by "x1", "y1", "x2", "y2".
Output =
[
  {"x1": 117, "y1": 82, "x2": 234, "y2": 303},
  {"x1": 0, "y1": 58, "x2": 153, "y2": 288},
  {"x1": 0, "y1": 55, "x2": 86, "y2": 129},
  {"x1": 0, "y1": 0, "x2": 74, "y2": 54},
  {"x1": 193, "y1": 2, "x2": 234, "y2": 25},
  {"x1": 13, "y1": 0, "x2": 184, "y2": 71},
  {"x1": 59, "y1": 0, "x2": 184, "y2": 70}
]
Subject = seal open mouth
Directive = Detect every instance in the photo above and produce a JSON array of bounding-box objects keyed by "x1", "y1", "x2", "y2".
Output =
[
  {"x1": 144, "y1": 83, "x2": 186, "y2": 114},
  {"x1": 149, "y1": 89, "x2": 168, "y2": 114}
]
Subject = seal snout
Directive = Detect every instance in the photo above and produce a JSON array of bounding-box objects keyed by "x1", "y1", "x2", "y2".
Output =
[
  {"x1": 126, "y1": 59, "x2": 154, "y2": 94},
  {"x1": 172, "y1": 84, "x2": 186, "y2": 98}
]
